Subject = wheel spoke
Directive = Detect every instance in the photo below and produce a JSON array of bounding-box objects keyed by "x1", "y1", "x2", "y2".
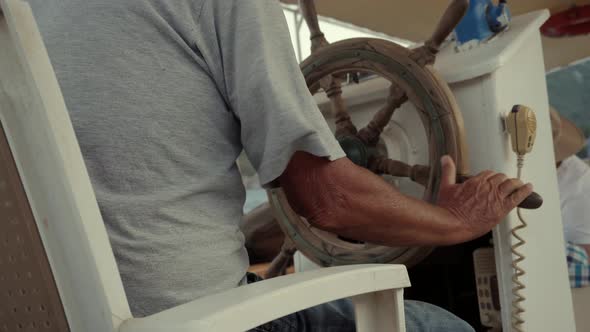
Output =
[
  {"x1": 409, "y1": 45, "x2": 437, "y2": 67},
  {"x1": 428, "y1": 0, "x2": 469, "y2": 52},
  {"x1": 369, "y1": 158, "x2": 543, "y2": 209},
  {"x1": 410, "y1": 0, "x2": 469, "y2": 67},
  {"x1": 323, "y1": 78, "x2": 357, "y2": 137},
  {"x1": 357, "y1": 84, "x2": 407, "y2": 145},
  {"x1": 369, "y1": 157, "x2": 430, "y2": 187},
  {"x1": 264, "y1": 237, "x2": 296, "y2": 279},
  {"x1": 299, "y1": 0, "x2": 330, "y2": 53}
]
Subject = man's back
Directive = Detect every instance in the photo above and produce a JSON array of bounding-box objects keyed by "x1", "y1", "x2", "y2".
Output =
[
  {"x1": 28, "y1": 0, "x2": 251, "y2": 317},
  {"x1": 27, "y1": 0, "x2": 342, "y2": 316},
  {"x1": 27, "y1": 0, "x2": 252, "y2": 317}
]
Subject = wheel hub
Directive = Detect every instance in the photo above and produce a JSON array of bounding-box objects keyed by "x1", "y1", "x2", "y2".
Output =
[{"x1": 337, "y1": 135, "x2": 373, "y2": 168}]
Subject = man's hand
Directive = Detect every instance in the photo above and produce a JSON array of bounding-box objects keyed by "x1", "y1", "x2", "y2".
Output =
[
  {"x1": 279, "y1": 152, "x2": 533, "y2": 247},
  {"x1": 436, "y1": 155, "x2": 534, "y2": 240}
]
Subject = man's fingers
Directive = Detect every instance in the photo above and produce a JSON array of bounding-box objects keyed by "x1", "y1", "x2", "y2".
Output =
[
  {"x1": 499, "y1": 178, "x2": 525, "y2": 196},
  {"x1": 508, "y1": 183, "x2": 534, "y2": 206},
  {"x1": 472, "y1": 170, "x2": 496, "y2": 182},
  {"x1": 488, "y1": 173, "x2": 508, "y2": 186},
  {"x1": 440, "y1": 155, "x2": 456, "y2": 187}
]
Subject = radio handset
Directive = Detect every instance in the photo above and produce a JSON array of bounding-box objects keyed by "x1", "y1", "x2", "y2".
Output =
[{"x1": 505, "y1": 104, "x2": 537, "y2": 332}]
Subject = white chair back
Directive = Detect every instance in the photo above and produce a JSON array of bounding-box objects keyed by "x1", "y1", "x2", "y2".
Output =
[{"x1": 0, "y1": 1, "x2": 132, "y2": 331}]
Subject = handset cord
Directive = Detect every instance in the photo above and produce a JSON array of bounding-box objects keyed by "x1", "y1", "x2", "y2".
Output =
[{"x1": 510, "y1": 154, "x2": 527, "y2": 332}]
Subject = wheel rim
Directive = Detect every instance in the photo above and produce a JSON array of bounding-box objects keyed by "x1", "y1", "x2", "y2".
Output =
[{"x1": 268, "y1": 38, "x2": 467, "y2": 267}]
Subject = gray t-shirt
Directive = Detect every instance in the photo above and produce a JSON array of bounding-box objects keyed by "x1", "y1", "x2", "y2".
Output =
[{"x1": 28, "y1": 0, "x2": 344, "y2": 316}]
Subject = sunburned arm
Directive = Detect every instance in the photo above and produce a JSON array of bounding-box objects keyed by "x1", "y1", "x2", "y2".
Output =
[{"x1": 278, "y1": 151, "x2": 532, "y2": 247}]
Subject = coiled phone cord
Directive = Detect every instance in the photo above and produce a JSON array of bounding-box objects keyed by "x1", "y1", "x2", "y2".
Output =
[{"x1": 510, "y1": 155, "x2": 526, "y2": 332}]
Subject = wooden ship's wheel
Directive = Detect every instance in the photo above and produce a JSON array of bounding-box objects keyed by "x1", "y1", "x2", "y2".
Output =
[
  {"x1": 263, "y1": 0, "x2": 473, "y2": 278},
  {"x1": 264, "y1": 0, "x2": 542, "y2": 278}
]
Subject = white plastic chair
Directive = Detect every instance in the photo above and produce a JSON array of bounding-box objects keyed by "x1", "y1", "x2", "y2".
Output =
[{"x1": 0, "y1": 0, "x2": 410, "y2": 331}]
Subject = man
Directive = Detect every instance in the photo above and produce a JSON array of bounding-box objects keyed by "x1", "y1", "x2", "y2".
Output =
[
  {"x1": 551, "y1": 108, "x2": 590, "y2": 287},
  {"x1": 27, "y1": 0, "x2": 531, "y2": 330}
]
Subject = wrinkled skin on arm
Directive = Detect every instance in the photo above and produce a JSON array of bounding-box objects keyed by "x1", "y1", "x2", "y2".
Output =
[{"x1": 279, "y1": 152, "x2": 533, "y2": 246}]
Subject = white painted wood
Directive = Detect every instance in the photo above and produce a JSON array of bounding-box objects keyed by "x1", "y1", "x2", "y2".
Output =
[
  {"x1": 0, "y1": 0, "x2": 132, "y2": 330},
  {"x1": 442, "y1": 13, "x2": 575, "y2": 331},
  {"x1": 120, "y1": 264, "x2": 410, "y2": 332},
  {"x1": 435, "y1": 10, "x2": 551, "y2": 84},
  {"x1": 352, "y1": 288, "x2": 405, "y2": 332}
]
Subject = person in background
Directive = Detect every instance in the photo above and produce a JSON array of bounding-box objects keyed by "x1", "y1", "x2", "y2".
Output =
[{"x1": 551, "y1": 108, "x2": 590, "y2": 287}]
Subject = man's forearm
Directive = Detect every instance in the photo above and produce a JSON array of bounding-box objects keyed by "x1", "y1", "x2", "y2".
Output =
[{"x1": 279, "y1": 152, "x2": 471, "y2": 247}]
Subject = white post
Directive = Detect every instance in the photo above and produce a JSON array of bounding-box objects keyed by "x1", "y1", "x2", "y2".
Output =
[{"x1": 352, "y1": 289, "x2": 405, "y2": 332}]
